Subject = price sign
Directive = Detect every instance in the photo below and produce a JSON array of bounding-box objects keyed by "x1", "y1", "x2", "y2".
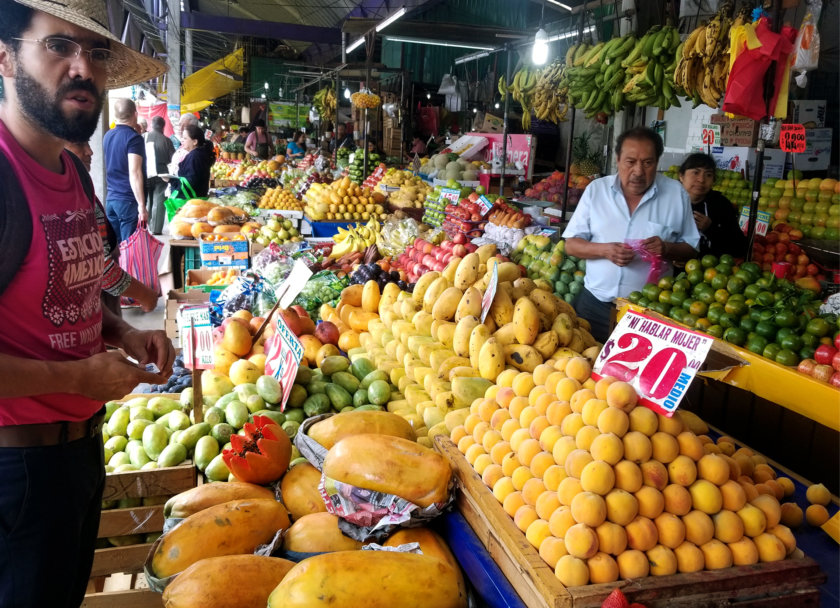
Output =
[
  {"x1": 477, "y1": 195, "x2": 494, "y2": 216},
  {"x1": 275, "y1": 259, "x2": 314, "y2": 309},
  {"x1": 264, "y1": 313, "x2": 304, "y2": 411},
  {"x1": 370, "y1": 165, "x2": 385, "y2": 180},
  {"x1": 780, "y1": 124, "x2": 806, "y2": 153},
  {"x1": 480, "y1": 263, "x2": 499, "y2": 323},
  {"x1": 412, "y1": 154, "x2": 421, "y2": 175},
  {"x1": 440, "y1": 187, "x2": 461, "y2": 205},
  {"x1": 738, "y1": 206, "x2": 771, "y2": 237},
  {"x1": 701, "y1": 123, "x2": 721, "y2": 147},
  {"x1": 177, "y1": 305, "x2": 213, "y2": 370},
  {"x1": 593, "y1": 310, "x2": 713, "y2": 417}
]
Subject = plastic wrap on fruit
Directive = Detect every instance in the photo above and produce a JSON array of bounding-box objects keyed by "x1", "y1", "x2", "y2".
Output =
[
  {"x1": 254, "y1": 282, "x2": 277, "y2": 318},
  {"x1": 378, "y1": 217, "x2": 419, "y2": 257},
  {"x1": 624, "y1": 238, "x2": 668, "y2": 284},
  {"x1": 252, "y1": 243, "x2": 291, "y2": 275},
  {"x1": 218, "y1": 275, "x2": 261, "y2": 318}
]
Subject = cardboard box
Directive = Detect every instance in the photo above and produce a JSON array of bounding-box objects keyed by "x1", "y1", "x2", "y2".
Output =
[
  {"x1": 198, "y1": 234, "x2": 250, "y2": 268},
  {"x1": 789, "y1": 100, "x2": 826, "y2": 128},
  {"x1": 185, "y1": 268, "x2": 240, "y2": 292},
  {"x1": 710, "y1": 146, "x2": 787, "y2": 179},
  {"x1": 709, "y1": 114, "x2": 759, "y2": 147},
  {"x1": 787, "y1": 127, "x2": 833, "y2": 171},
  {"x1": 482, "y1": 113, "x2": 504, "y2": 134},
  {"x1": 164, "y1": 289, "x2": 210, "y2": 343}
]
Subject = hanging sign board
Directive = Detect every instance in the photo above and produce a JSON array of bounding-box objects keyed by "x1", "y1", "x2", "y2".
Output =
[
  {"x1": 701, "y1": 123, "x2": 721, "y2": 147},
  {"x1": 592, "y1": 310, "x2": 714, "y2": 417},
  {"x1": 780, "y1": 124, "x2": 806, "y2": 153}
]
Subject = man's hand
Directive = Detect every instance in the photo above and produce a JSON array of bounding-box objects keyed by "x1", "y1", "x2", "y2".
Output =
[
  {"x1": 693, "y1": 211, "x2": 712, "y2": 231},
  {"x1": 72, "y1": 351, "x2": 169, "y2": 401},
  {"x1": 642, "y1": 236, "x2": 667, "y2": 258},
  {"x1": 602, "y1": 242, "x2": 635, "y2": 266},
  {"x1": 120, "y1": 328, "x2": 176, "y2": 378}
]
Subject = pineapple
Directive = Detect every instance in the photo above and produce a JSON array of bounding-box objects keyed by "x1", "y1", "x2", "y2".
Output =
[{"x1": 570, "y1": 132, "x2": 602, "y2": 177}]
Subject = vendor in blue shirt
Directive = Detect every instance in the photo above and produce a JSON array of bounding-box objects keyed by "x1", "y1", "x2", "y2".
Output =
[{"x1": 563, "y1": 127, "x2": 701, "y2": 342}]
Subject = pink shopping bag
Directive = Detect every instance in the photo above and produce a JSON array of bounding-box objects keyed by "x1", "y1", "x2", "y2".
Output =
[{"x1": 119, "y1": 222, "x2": 163, "y2": 306}]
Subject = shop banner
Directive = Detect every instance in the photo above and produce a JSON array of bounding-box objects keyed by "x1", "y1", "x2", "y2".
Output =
[
  {"x1": 269, "y1": 102, "x2": 306, "y2": 129},
  {"x1": 474, "y1": 133, "x2": 536, "y2": 179},
  {"x1": 178, "y1": 305, "x2": 213, "y2": 370},
  {"x1": 593, "y1": 310, "x2": 713, "y2": 417}
]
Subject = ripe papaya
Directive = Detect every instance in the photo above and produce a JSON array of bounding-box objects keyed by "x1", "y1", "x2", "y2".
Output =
[
  {"x1": 307, "y1": 410, "x2": 415, "y2": 449},
  {"x1": 282, "y1": 512, "x2": 363, "y2": 553},
  {"x1": 280, "y1": 462, "x2": 326, "y2": 521}
]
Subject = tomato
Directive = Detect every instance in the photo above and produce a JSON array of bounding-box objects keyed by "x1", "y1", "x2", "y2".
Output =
[
  {"x1": 763, "y1": 342, "x2": 782, "y2": 361},
  {"x1": 700, "y1": 254, "x2": 719, "y2": 268},
  {"x1": 755, "y1": 321, "x2": 779, "y2": 340},
  {"x1": 806, "y1": 318, "x2": 831, "y2": 338},
  {"x1": 834, "y1": 350, "x2": 840, "y2": 372},
  {"x1": 830, "y1": 372, "x2": 840, "y2": 388},
  {"x1": 834, "y1": 332, "x2": 840, "y2": 351},
  {"x1": 814, "y1": 344, "x2": 838, "y2": 365},
  {"x1": 775, "y1": 348, "x2": 801, "y2": 367},
  {"x1": 747, "y1": 335, "x2": 769, "y2": 354},
  {"x1": 723, "y1": 327, "x2": 747, "y2": 346}
]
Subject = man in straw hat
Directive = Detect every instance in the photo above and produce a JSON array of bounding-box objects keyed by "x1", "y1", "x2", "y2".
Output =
[{"x1": 0, "y1": 1, "x2": 174, "y2": 606}]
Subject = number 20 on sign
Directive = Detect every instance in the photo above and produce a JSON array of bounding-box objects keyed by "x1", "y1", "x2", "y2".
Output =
[{"x1": 593, "y1": 310, "x2": 713, "y2": 417}]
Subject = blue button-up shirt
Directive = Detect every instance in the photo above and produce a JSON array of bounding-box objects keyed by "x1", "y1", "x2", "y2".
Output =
[{"x1": 563, "y1": 174, "x2": 701, "y2": 302}]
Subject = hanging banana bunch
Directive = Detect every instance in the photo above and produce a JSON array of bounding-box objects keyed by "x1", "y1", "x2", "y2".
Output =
[
  {"x1": 565, "y1": 34, "x2": 639, "y2": 118},
  {"x1": 674, "y1": 4, "x2": 744, "y2": 109},
  {"x1": 532, "y1": 59, "x2": 570, "y2": 123},
  {"x1": 499, "y1": 66, "x2": 538, "y2": 131},
  {"x1": 617, "y1": 24, "x2": 682, "y2": 110},
  {"x1": 313, "y1": 86, "x2": 337, "y2": 124}
]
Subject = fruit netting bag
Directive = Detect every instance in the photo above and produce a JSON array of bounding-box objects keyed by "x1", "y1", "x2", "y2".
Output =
[
  {"x1": 118, "y1": 221, "x2": 163, "y2": 306},
  {"x1": 792, "y1": 1, "x2": 821, "y2": 87},
  {"x1": 624, "y1": 239, "x2": 669, "y2": 284}
]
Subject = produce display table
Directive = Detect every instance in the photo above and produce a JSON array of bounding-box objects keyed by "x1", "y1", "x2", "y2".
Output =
[
  {"x1": 434, "y1": 435, "x2": 828, "y2": 608},
  {"x1": 614, "y1": 300, "x2": 840, "y2": 432}
]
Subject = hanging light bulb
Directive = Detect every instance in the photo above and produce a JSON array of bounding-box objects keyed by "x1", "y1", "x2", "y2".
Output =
[
  {"x1": 494, "y1": 102, "x2": 500, "y2": 109},
  {"x1": 261, "y1": 93, "x2": 266, "y2": 99},
  {"x1": 472, "y1": 107, "x2": 477, "y2": 114},
  {"x1": 426, "y1": 92, "x2": 431, "y2": 99},
  {"x1": 344, "y1": 87, "x2": 351, "y2": 99},
  {"x1": 264, "y1": 82, "x2": 269, "y2": 90},
  {"x1": 532, "y1": 28, "x2": 549, "y2": 65}
]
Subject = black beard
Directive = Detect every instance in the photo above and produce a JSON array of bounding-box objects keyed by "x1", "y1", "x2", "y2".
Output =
[{"x1": 14, "y1": 59, "x2": 104, "y2": 142}]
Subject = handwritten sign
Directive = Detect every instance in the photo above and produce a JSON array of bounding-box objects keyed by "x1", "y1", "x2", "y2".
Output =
[
  {"x1": 477, "y1": 195, "x2": 493, "y2": 216},
  {"x1": 177, "y1": 305, "x2": 213, "y2": 370},
  {"x1": 780, "y1": 124, "x2": 806, "y2": 153},
  {"x1": 738, "y1": 207, "x2": 771, "y2": 237},
  {"x1": 701, "y1": 123, "x2": 721, "y2": 147},
  {"x1": 440, "y1": 187, "x2": 461, "y2": 205},
  {"x1": 593, "y1": 310, "x2": 713, "y2": 417},
  {"x1": 264, "y1": 314, "x2": 304, "y2": 411},
  {"x1": 480, "y1": 263, "x2": 499, "y2": 323},
  {"x1": 275, "y1": 259, "x2": 314, "y2": 309}
]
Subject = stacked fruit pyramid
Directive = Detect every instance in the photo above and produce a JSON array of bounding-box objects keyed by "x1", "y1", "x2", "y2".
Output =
[{"x1": 449, "y1": 358, "x2": 799, "y2": 586}]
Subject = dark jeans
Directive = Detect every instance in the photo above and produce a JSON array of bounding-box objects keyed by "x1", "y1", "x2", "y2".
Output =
[
  {"x1": 105, "y1": 198, "x2": 138, "y2": 243},
  {"x1": 0, "y1": 432, "x2": 105, "y2": 607},
  {"x1": 146, "y1": 177, "x2": 167, "y2": 235},
  {"x1": 572, "y1": 286, "x2": 615, "y2": 344}
]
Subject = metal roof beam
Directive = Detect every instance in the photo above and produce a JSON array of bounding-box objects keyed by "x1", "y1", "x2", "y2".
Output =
[{"x1": 180, "y1": 12, "x2": 342, "y2": 44}]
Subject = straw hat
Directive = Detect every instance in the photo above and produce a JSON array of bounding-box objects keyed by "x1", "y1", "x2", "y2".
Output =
[{"x1": 13, "y1": 0, "x2": 168, "y2": 89}]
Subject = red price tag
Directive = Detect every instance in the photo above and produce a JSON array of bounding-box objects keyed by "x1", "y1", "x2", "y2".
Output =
[
  {"x1": 593, "y1": 310, "x2": 714, "y2": 417},
  {"x1": 780, "y1": 124, "x2": 806, "y2": 153},
  {"x1": 264, "y1": 314, "x2": 304, "y2": 411}
]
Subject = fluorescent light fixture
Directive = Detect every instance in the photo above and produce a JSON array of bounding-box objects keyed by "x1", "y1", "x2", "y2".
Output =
[
  {"x1": 384, "y1": 36, "x2": 494, "y2": 51},
  {"x1": 376, "y1": 7, "x2": 406, "y2": 32},
  {"x1": 547, "y1": 26, "x2": 595, "y2": 43},
  {"x1": 546, "y1": 0, "x2": 573, "y2": 10},
  {"x1": 454, "y1": 49, "x2": 492, "y2": 65},
  {"x1": 346, "y1": 37, "x2": 365, "y2": 53},
  {"x1": 214, "y1": 68, "x2": 242, "y2": 81},
  {"x1": 532, "y1": 28, "x2": 549, "y2": 65}
]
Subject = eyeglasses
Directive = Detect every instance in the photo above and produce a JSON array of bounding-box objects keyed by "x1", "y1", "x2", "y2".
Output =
[{"x1": 13, "y1": 37, "x2": 113, "y2": 67}]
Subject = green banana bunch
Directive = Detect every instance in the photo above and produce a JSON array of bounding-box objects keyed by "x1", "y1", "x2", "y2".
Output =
[
  {"x1": 566, "y1": 33, "x2": 638, "y2": 118},
  {"x1": 510, "y1": 66, "x2": 538, "y2": 130},
  {"x1": 531, "y1": 60, "x2": 570, "y2": 124},
  {"x1": 619, "y1": 24, "x2": 682, "y2": 111}
]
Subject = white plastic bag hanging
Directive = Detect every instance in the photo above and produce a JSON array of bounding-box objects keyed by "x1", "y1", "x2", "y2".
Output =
[
  {"x1": 438, "y1": 73, "x2": 457, "y2": 95},
  {"x1": 792, "y1": 0, "x2": 821, "y2": 87}
]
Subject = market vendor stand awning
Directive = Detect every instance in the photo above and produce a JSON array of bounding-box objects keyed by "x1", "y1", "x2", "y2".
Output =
[{"x1": 180, "y1": 48, "x2": 245, "y2": 114}]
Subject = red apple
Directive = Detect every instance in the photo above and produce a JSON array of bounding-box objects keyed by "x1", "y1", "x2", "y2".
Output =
[
  {"x1": 452, "y1": 232, "x2": 467, "y2": 245},
  {"x1": 280, "y1": 308, "x2": 305, "y2": 336},
  {"x1": 433, "y1": 260, "x2": 446, "y2": 272},
  {"x1": 831, "y1": 371, "x2": 840, "y2": 387},
  {"x1": 422, "y1": 254, "x2": 436, "y2": 268},
  {"x1": 465, "y1": 243, "x2": 478, "y2": 253},
  {"x1": 814, "y1": 344, "x2": 837, "y2": 366},
  {"x1": 411, "y1": 261, "x2": 423, "y2": 276},
  {"x1": 813, "y1": 364, "x2": 834, "y2": 383},
  {"x1": 314, "y1": 321, "x2": 340, "y2": 346},
  {"x1": 440, "y1": 240, "x2": 453, "y2": 251},
  {"x1": 291, "y1": 305, "x2": 310, "y2": 320},
  {"x1": 798, "y1": 358, "x2": 817, "y2": 376},
  {"x1": 452, "y1": 244, "x2": 468, "y2": 258}
]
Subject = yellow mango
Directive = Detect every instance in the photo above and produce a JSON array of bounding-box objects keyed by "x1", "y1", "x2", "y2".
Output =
[
  {"x1": 453, "y1": 316, "x2": 481, "y2": 358},
  {"x1": 455, "y1": 287, "x2": 482, "y2": 322},
  {"x1": 478, "y1": 338, "x2": 505, "y2": 381},
  {"x1": 432, "y1": 287, "x2": 463, "y2": 321},
  {"x1": 512, "y1": 296, "x2": 540, "y2": 345}
]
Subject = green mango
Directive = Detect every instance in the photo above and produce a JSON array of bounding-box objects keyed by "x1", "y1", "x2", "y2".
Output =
[
  {"x1": 148, "y1": 396, "x2": 181, "y2": 418},
  {"x1": 210, "y1": 423, "x2": 235, "y2": 445},
  {"x1": 128, "y1": 443, "x2": 151, "y2": 467},
  {"x1": 350, "y1": 357, "x2": 376, "y2": 381},
  {"x1": 167, "y1": 410, "x2": 191, "y2": 431},
  {"x1": 157, "y1": 442, "x2": 188, "y2": 468},
  {"x1": 202, "y1": 406, "x2": 224, "y2": 427},
  {"x1": 256, "y1": 375, "x2": 282, "y2": 404},
  {"x1": 204, "y1": 454, "x2": 230, "y2": 482},
  {"x1": 104, "y1": 400, "x2": 122, "y2": 421},
  {"x1": 303, "y1": 393, "x2": 332, "y2": 417},
  {"x1": 287, "y1": 384, "x2": 308, "y2": 409},
  {"x1": 360, "y1": 370, "x2": 389, "y2": 391},
  {"x1": 176, "y1": 422, "x2": 211, "y2": 451},
  {"x1": 194, "y1": 435, "x2": 220, "y2": 472},
  {"x1": 106, "y1": 406, "x2": 130, "y2": 437},
  {"x1": 331, "y1": 371, "x2": 360, "y2": 394},
  {"x1": 104, "y1": 435, "x2": 127, "y2": 454},
  {"x1": 295, "y1": 366, "x2": 313, "y2": 385},
  {"x1": 319, "y1": 355, "x2": 350, "y2": 376},
  {"x1": 126, "y1": 419, "x2": 154, "y2": 441},
  {"x1": 225, "y1": 401, "x2": 250, "y2": 429},
  {"x1": 284, "y1": 408, "x2": 305, "y2": 424},
  {"x1": 254, "y1": 410, "x2": 285, "y2": 427},
  {"x1": 142, "y1": 423, "x2": 169, "y2": 460}
]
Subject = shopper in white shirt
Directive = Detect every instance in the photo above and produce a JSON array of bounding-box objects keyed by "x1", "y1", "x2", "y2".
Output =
[{"x1": 563, "y1": 127, "x2": 701, "y2": 341}]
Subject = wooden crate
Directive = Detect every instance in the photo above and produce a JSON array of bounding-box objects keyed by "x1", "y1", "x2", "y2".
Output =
[
  {"x1": 434, "y1": 436, "x2": 825, "y2": 608},
  {"x1": 83, "y1": 464, "x2": 197, "y2": 607}
]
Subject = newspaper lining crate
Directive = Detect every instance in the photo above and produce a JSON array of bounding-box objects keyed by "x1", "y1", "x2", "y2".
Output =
[
  {"x1": 434, "y1": 436, "x2": 825, "y2": 608},
  {"x1": 82, "y1": 464, "x2": 196, "y2": 607}
]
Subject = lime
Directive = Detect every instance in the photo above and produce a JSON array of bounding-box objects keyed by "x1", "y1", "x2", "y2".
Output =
[
  {"x1": 670, "y1": 307, "x2": 687, "y2": 323},
  {"x1": 756, "y1": 291, "x2": 776, "y2": 307},
  {"x1": 628, "y1": 291, "x2": 643, "y2": 304},
  {"x1": 710, "y1": 274, "x2": 728, "y2": 291},
  {"x1": 651, "y1": 302, "x2": 670, "y2": 315},
  {"x1": 669, "y1": 291, "x2": 689, "y2": 307},
  {"x1": 762, "y1": 343, "x2": 782, "y2": 361},
  {"x1": 697, "y1": 289, "x2": 716, "y2": 305},
  {"x1": 685, "y1": 259, "x2": 702, "y2": 273},
  {"x1": 800, "y1": 332, "x2": 819, "y2": 348},
  {"x1": 642, "y1": 284, "x2": 662, "y2": 302},
  {"x1": 707, "y1": 303, "x2": 724, "y2": 324},
  {"x1": 707, "y1": 324, "x2": 724, "y2": 338},
  {"x1": 775, "y1": 348, "x2": 800, "y2": 367},
  {"x1": 779, "y1": 334, "x2": 803, "y2": 352},
  {"x1": 749, "y1": 308, "x2": 764, "y2": 323},
  {"x1": 658, "y1": 276, "x2": 675, "y2": 290},
  {"x1": 695, "y1": 318, "x2": 712, "y2": 331},
  {"x1": 806, "y1": 318, "x2": 831, "y2": 337},
  {"x1": 689, "y1": 301, "x2": 708, "y2": 317},
  {"x1": 701, "y1": 254, "x2": 719, "y2": 268},
  {"x1": 774, "y1": 310, "x2": 797, "y2": 328},
  {"x1": 724, "y1": 299, "x2": 746, "y2": 317},
  {"x1": 703, "y1": 268, "x2": 718, "y2": 283},
  {"x1": 723, "y1": 327, "x2": 747, "y2": 346},
  {"x1": 672, "y1": 279, "x2": 691, "y2": 293},
  {"x1": 747, "y1": 335, "x2": 768, "y2": 354},
  {"x1": 734, "y1": 269, "x2": 755, "y2": 284},
  {"x1": 719, "y1": 313, "x2": 739, "y2": 329},
  {"x1": 659, "y1": 290, "x2": 673, "y2": 304},
  {"x1": 687, "y1": 270, "x2": 704, "y2": 285},
  {"x1": 741, "y1": 261, "x2": 761, "y2": 276},
  {"x1": 739, "y1": 317, "x2": 757, "y2": 333},
  {"x1": 637, "y1": 297, "x2": 651, "y2": 308},
  {"x1": 715, "y1": 263, "x2": 733, "y2": 276},
  {"x1": 755, "y1": 321, "x2": 778, "y2": 340},
  {"x1": 719, "y1": 254, "x2": 735, "y2": 266},
  {"x1": 756, "y1": 276, "x2": 774, "y2": 289},
  {"x1": 714, "y1": 289, "x2": 730, "y2": 304},
  {"x1": 726, "y1": 277, "x2": 746, "y2": 295},
  {"x1": 681, "y1": 313, "x2": 699, "y2": 327},
  {"x1": 743, "y1": 284, "x2": 761, "y2": 300}
]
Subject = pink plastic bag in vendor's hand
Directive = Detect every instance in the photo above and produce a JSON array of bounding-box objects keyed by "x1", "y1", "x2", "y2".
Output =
[{"x1": 624, "y1": 239, "x2": 669, "y2": 284}]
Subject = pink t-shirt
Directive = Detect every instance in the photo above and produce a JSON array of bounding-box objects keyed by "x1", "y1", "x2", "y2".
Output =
[{"x1": 0, "y1": 119, "x2": 105, "y2": 425}]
